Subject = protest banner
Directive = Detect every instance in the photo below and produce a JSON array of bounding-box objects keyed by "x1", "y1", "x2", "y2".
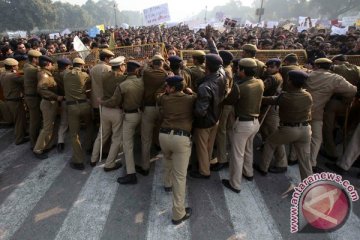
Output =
[
  {"x1": 143, "y1": 3, "x2": 171, "y2": 26},
  {"x1": 61, "y1": 28, "x2": 71, "y2": 36},
  {"x1": 330, "y1": 26, "x2": 348, "y2": 35},
  {"x1": 7, "y1": 31, "x2": 27, "y2": 39},
  {"x1": 73, "y1": 36, "x2": 90, "y2": 59},
  {"x1": 342, "y1": 16, "x2": 357, "y2": 27},
  {"x1": 49, "y1": 33, "x2": 60, "y2": 39}
]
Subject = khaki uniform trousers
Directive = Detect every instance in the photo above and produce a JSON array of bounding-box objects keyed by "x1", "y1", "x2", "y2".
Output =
[
  {"x1": 193, "y1": 122, "x2": 219, "y2": 176},
  {"x1": 25, "y1": 97, "x2": 41, "y2": 148},
  {"x1": 33, "y1": 100, "x2": 58, "y2": 153},
  {"x1": 337, "y1": 122, "x2": 360, "y2": 171},
  {"x1": 91, "y1": 106, "x2": 123, "y2": 168},
  {"x1": 322, "y1": 99, "x2": 346, "y2": 158},
  {"x1": 123, "y1": 112, "x2": 141, "y2": 174},
  {"x1": 216, "y1": 105, "x2": 235, "y2": 164},
  {"x1": 159, "y1": 132, "x2": 191, "y2": 221},
  {"x1": 259, "y1": 106, "x2": 287, "y2": 169},
  {"x1": 141, "y1": 106, "x2": 160, "y2": 170},
  {"x1": 0, "y1": 100, "x2": 13, "y2": 123},
  {"x1": 230, "y1": 119, "x2": 260, "y2": 190},
  {"x1": 7, "y1": 101, "x2": 27, "y2": 144},
  {"x1": 67, "y1": 102, "x2": 93, "y2": 164},
  {"x1": 57, "y1": 101, "x2": 68, "y2": 144},
  {"x1": 310, "y1": 120, "x2": 323, "y2": 167}
]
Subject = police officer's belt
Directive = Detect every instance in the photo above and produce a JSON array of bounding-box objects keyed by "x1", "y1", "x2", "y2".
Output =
[
  {"x1": 236, "y1": 116, "x2": 258, "y2": 121},
  {"x1": 280, "y1": 122, "x2": 309, "y2": 127},
  {"x1": 66, "y1": 99, "x2": 87, "y2": 105},
  {"x1": 5, "y1": 97, "x2": 22, "y2": 102},
  {"x1": 25, "y1": 93, "x2": 38, "y2": 97},
  {"x1": 124, "y1": 108, "x2": 140, "y2": 113},
  {"x1": 160, "y1": 128, "x2": 191, "y2": 137},
  {"x1": 42, "y1": 97, "x2": 54, "y2": 101}
]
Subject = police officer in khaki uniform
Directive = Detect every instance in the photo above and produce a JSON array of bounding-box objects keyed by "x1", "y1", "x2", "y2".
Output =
[
  {"x1": 241, "y1": 44, "x2": 265, "y2": 79},
  {"x1": 101, "y1": 61, "x2": 144, "y2": 184},
  {"x1": 33, "y1": 56, "x2": 63, "y2": 159},
  {"x1": 321, "y1": 54, "x2": 360, "y2": 160},
  {"x1": 91, "y1": 56, "x2": 127, "y2": 171},
  {"x1": 168, "y1": 56, "x2": 192, "y2": 88},
  {"x1": 53, "y1": 58, "x2": 72, "y2": 152},
  {"x1": 158, "y1": 75, "x2": 196, "y2": 225},
  {"x1": 184, "y1": 50, "x2": 206, "y2": 92},
  {"x1": 222, "y1": 58, "x2": 264, "y2": 193},
  {"x1": 258, "y1": 58, "x2": 287, "y2": 173},
  {"x1": 280, "y1": 53, "x2": 303, "y2": 91},
  {"x1": 256, "y1": 71, "x2": 313, "y2": 180},
  {"x1": 64, "y1": 58, "x2": 93, "y2": 170},
  {"x1": 23, "y1": 49, "x2": 42, "y2": 148},
  {"x1": 0, "y1": 58, "x2": 27, "y2": 144},
  {"x1": 304, "y1": 58, "x2": 357, "y2": 173},
  {"x1": 212, "y1": 50, "x2": 235, "y2": 171},
  {"x1": 140, "y1": 55, "x2": 168, "y2": 176}
]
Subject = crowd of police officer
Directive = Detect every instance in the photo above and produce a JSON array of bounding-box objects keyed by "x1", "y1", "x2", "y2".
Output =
[{"x1": 0, "y1": 26, "x2": 359, "y2": 225}]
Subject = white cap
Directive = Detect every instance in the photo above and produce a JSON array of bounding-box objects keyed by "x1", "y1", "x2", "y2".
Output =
[{"x1": 109, "y1": 56, "x2": 126, "y2": 66}]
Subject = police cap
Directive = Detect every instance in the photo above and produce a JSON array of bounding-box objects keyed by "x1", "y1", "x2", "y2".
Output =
[
  {"x1": 239, "y1": 58, "x2": 257, "y2": 68},
  {"x1": 205, "y1": 53, "x2": 223, "y2": 66}
]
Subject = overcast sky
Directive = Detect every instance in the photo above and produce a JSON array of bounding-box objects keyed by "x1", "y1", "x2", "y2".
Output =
[{"x1": 57, "y1": 0, "x2": 255, "y2": 21}]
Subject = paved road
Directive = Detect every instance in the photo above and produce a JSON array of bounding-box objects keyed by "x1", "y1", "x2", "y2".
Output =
[{"x1": 0, "y1": 128, "x2": 359, "y2": 240}]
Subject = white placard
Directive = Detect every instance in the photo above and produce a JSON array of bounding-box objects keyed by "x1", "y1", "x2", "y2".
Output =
[
  {"x1": 73, "y1": 36, "x2": 90, "y2": 59},
  {"x1": 298, "y1": 16, "x2": 318, "y2": 29},
  {"x1": 143, "y1": 3, "x2": 171, "y2": 26},
  {"x1": 330, "y1": 26, "x2": 348, "y2": 35},
  {"x1": 266, "y1": 21, "x2": 279, "y2": 28},
  {"x1": 342, "y1": 16, "x2": 357, "y2": 27},
  {"x1": 7, "y1": 31, "x2": 27, "y2": 39},
  {"x1": 49, "y1": 33, "x2": 60, "y2": 39},
  {"x1": 61, "y1": 28, "x2": 71, "y2": 36}
]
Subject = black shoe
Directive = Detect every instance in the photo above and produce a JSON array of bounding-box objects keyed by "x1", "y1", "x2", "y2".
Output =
[
  {"x1": 90, "y1": 161, "x2": 97, "y2": 167},
  {"x1": 164, "y1": 186, "x2": 172, "y2": 192},
  {"x1": 43, "y1": 144, "x2": 56, "y2": 154},
  {"x1": 210, "y1": 162, "x2": 228, "y2": 172},
  {"x1": 172, "y1": 208, "x2": 192, "y2": 225},
  {"x1": 33, "y1": 152, "x2": 48, "y2": 160},
  {"x1": 288, "y1": 159, "x2": 298, "y2": 166},
  {"x1": 117, "y1": 174, "x2": 137, "y2": 184},
  {"x1": 325, "y1": 163, "x2": 346, "y2": 175},
  {"x1": 312, "y1": 166, "x2": 324, "y2": 173},
  {"x1": 269, "y1": 166, "x2": 287, "y2": 174},
  {"x1": 70, "y1": 162, "x2": 85, "y2": 170},
  {"x1": 15, "y1": 137, "x2": 29, "y2": 145},
  {"x1": 57, "y1": 143, "x2": 64, "y2": 152},
  {"x1": 135, "y1": 165, "x2": 149, "y2": 176},
  {"x1": 319, "y1": 149, "x2": 338, "y2": 162},
  {"x1": 242, "y1": 174, "x2": 253, "y2": 181},
  {"x1": 253, "y1": 164, "x2": 267, "y2": 176},
  {"x1": 104, "y1": 162, "x2": 123, "y2": 172},
  {"x1": 189, "y1": 171, "x2": 210, "y2": 179},
  {"x1": 222, "y1": 179, "x2": 240, "y2": 193}
]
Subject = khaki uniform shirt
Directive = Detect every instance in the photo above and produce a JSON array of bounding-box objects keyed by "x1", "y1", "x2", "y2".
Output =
[
  {"x1": 255, "y1": 59, "x2": 266, "y2": 79},
  {"x1": 304, "y1": 69, "x2": 357, "y2": 121},
  {"x1": 53, "y1": 69, "x2": 68, "y2": 96},
  {"x1": 159, "y1": 91, "x2": 196, "y2": 132},
  {"x1": 142, "y1": 67, "x2": 167, "y2": 106},
  {"x1": 37, "y1": 69, "x2": 58, "y2": 101},
  {"x1": 332, "y1": 62, "x2": 360, "y2": 86},
  {"x1": 90, "y1": 61, "x2": 111, "y2": 108},
  {"x1": 0, "y1": 71, "x2": 24, "y2": 99},
  {"x1": 280, "y1": 64, "x2": 302, "y2": 91},
  {"x1": 102, "y1": 71, "x2": 127, "y2": 101},
  {"x1": 102, "y1": 75, "x2": 144, "y2": 111},
  {"x1": 23, "y1": 63, "x2": 40, "y2": 95},
  {"x1": 263, "y1": 72, "x2": 283, "y2": 96},
  {"x1": 185, "y1": 64, "x2": 206, "y2": 92},
  {"x1": 63, "y1": 67, "x2": 90, "y2": 101}
]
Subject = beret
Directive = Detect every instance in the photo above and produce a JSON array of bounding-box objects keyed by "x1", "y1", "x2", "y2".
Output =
[
  {"x1": 39, "y1": 55, "x2": 54, "y2": 63},
  {"x1": 57, "y1": 58, "x2": 72, "y2": 66},
  {"x1": 166, "y1": 75, "x2": 183, "y2": 85},
  {"x1": 283, "y1": 53, "x2": 298, "y2": 61},
  {"x1": 331, "y1": 54, "x2": 346, "y2": 62},
  {"x1": 239, "y1": 58, "x2": 257, "y2": 68},
  {"x1": 73, "y1": 57, "x2": 85, "y2": 65},
  {"x1": 219, "y1": 50, "x2": 234, "y2": 63},
  {"x1": 100, "y1": 49, "x2": 115, "y2": 57},
  {"x1": 109, "y1": 56, "x2": 125, "y2": 66},
  {"x1": 266, "y1": 58, "x2": 281, "y2": 66},
  {"x1": 192, "y1": 50, "x2": 206, "y2": 57},
  {"x1": 314, "y1": 58, "x2": 332, "y2": 64},
  {"x1": 168, "y1": 56, "x2": 182, "y2": 63},
  {"x1": 152, "y1": 54, "x2": 165, "y2": 61},
  {"x1": 13, "y1": 54, "x2": 28, "y2": 61},
  {"x1": 206, "y1": 53, "x2": 223, "y2": 66},
  {"x1": 27, "y1": 49, "x2": 42, "y2": 57},
  {"x1": 288, "y1": 70, "x2": 308, "y2": 84},
  {"x1": 3, "y1": 58, "x2": 19, "y2": 66},
  {"x1": 127, "y1": 60, "x2": 141, "y2": 68},
  {"x1": 242, "y1": 44, "x2": 257, "y2": 52}
]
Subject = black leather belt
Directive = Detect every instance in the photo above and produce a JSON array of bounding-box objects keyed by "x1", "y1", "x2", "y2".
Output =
[
  {"x1": 124, "y1": 109, "x2": 139, "y2": 113},
  {"x1": 42, "y1": 97, "x2": 53, "y2": 101},
  {"x1": 160, "y1": 128, "x2": 191, "y2": 137},
  {"x1": 280, "y1": 122, "x2": 309, "y2": 127},
  {"x1": 236, "y1": 116, "x2": 258, "y2": 121},
  {"x1": 66, "y1": 99, "x2": 87, "y2": 105},
  {"x1": 25, "y1": 93, "x2": 38, "y2": 97},
  {"x1": 5, "y1": 97, "x2": 22, "y2": 102}
]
